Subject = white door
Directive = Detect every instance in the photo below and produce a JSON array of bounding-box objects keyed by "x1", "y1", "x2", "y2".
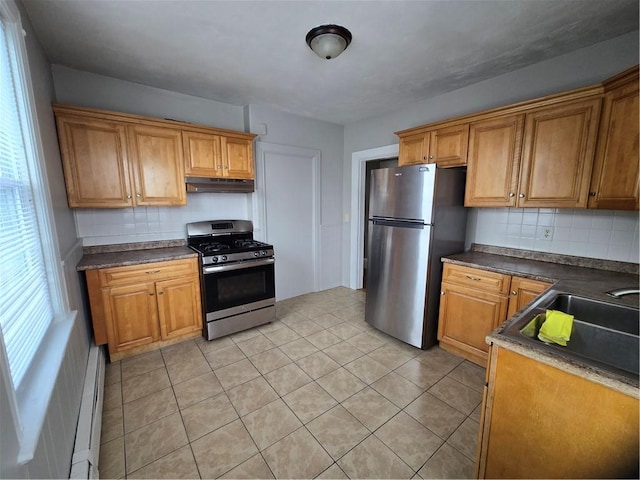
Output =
[{"x1": 255, "y1": 142, "x2": 320, "y2": 301}]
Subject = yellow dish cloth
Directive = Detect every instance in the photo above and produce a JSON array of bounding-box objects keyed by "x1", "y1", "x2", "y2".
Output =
[
  {"x1": 520, "y1": 313, "x2": 546, "y2": 338},
  {"x1": 538, "y1": 310, "x2": 574, "y2": 346}
]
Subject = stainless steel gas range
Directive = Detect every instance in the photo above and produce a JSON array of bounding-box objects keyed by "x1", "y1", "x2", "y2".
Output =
[{"x1": 187, "y1": 220, "x2": 276, "y2": 340}]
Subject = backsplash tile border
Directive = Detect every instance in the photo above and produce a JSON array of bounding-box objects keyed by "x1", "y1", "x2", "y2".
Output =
[{"x1": 471, "y1": 244, "x2": 639, "y2": 275}]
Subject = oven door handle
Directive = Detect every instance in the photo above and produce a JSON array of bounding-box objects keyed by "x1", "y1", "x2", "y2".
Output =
[{"x1": 203, "y1": 257, "x2": 275, "y2": 274}]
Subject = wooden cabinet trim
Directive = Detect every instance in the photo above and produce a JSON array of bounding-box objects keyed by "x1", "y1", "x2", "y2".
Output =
[
  {"x1": 86, "y1": 269, "x2": 108, "y2": 345},
  {"x1": 53, "y1": 104, "x2": 257, "y2": 141},
  {"x1": 395, "y1": 85, "x2": 603, "y2": 137}
]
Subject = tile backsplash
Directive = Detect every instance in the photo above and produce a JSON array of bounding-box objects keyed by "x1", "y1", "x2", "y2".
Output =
[
  {"x1": 76, "y1": 193, "x2": 251, "y2": 246},
  {"x1": 467, "y1": 208, "x2": 639, "y2": 263}
]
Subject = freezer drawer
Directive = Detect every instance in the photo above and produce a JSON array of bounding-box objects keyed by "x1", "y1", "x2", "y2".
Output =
[{"x1": 365, "y1": 221, "x2": 431, "y2": 347}]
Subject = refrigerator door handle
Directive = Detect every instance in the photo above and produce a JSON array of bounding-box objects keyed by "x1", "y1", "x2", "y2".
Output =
[{"x1": 371, "y1": 218, "x2": 431, "y2": 228}]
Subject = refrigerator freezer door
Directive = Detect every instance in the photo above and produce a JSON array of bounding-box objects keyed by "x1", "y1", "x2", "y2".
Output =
[
  {"x1": 365, "y1": 220, "x2": 431, "y2": 347},
  {"x1": 369, "y1": 165, "x2": 436, "y2": 223}
]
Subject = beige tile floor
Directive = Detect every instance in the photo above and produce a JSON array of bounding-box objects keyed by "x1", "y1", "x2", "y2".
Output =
[{"x1": 100, "y1": 287, "x2": 485, "y2": 479}]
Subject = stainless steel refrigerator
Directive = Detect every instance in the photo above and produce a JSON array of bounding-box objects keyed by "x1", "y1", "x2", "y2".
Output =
[{"x1": 365, "y1": 164, "x2": 467, "y2": 349}]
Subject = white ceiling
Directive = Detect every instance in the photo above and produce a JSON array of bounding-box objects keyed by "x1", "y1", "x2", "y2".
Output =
[{"x1": 22, "y1": 0, "x2": 639, "y2": 125}]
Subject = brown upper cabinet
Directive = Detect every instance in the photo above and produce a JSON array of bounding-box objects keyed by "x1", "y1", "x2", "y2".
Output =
[
  {"x1": 465, "y1": 114, "x2": 525, "y2": 207},
  {"x1": 53, "y1": 104, "x2": 256, "y2": 208},
  {"x1": 588, "y1": 66, "x2": 639, "y2": 210},
  {"x1": 398, "y1": 124, "x2": 469, "y2": 167},
  {"x1": 517, "y1": 97, "x2": 601, "y2": 208},
  {"x1": 464, "y1": 93, "x2": 602, "y2": 208},
  {"x1": 399, "y1": 65, "x2": 640, "y2": 210},
  {"x1": 183, "y1": 130, "x2": 254, "y2": 179}
]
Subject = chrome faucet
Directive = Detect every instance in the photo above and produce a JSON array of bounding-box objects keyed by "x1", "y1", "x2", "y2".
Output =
[{"x1": 606, "y1": 288, "x2": 640, "y2": 298}]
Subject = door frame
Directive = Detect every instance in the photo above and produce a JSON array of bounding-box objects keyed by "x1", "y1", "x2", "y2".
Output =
[
  {"x1": 349, "y1": 143, "x2": 399, "y2": 289},
  {"x1": 253, "y1": 141, "x2": 321, "y2": 295}
]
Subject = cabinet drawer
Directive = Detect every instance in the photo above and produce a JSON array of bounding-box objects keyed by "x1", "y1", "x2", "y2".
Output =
[
  {"x1": 442, "y1": 263, "x2": 510, "y2": 295},
  {"x1": 99, "y1": 258, "x2": 198, "y2": 287}
]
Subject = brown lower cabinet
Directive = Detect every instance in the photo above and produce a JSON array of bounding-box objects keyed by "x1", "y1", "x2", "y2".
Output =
[
  {"x1": 86, "y1": 257, "x2": 202, "y2": 361},
  {"x1": 477, "y1": 346, "x2": 639, "y2": 478},
  {"x1": 437, "y1": 263, "x2": 551, "y2": 366}
]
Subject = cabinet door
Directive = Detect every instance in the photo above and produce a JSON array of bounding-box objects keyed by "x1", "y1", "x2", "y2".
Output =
[
  {"x1": 506, "y1": 277, "x2": 551, "y2": 318},
  {"x1": 222, "y1": 136, "x2": 254, "y2": 179},
  {"x1": 479, "y1": 348, "x2": 639, "y2": 479},
  {"x1": 183, "y1": 130, "x2": 223, "y2": 177},
  {"x1": 518, "y1": 98, "x2": 601, "y2": 208},
  {"x1": 431, "y1": 124, "x2": 469, "y2": 167},
  {"x1": 156, "y1": 276, "x2": 203, "y2": 339},
  {"x1": 589, "y1": 73, "x2": 639, "y2": 210},
  {"x1": 465, "y1": 115, "x2": 524, "y2": 207},
  {"x1": 398, "y1": 132, "x2": 430, "y2": 166},
  {"x1": 102, "y1": 283, "x2": 159, "y2": 354},
  {"x1": 55, "y1": 115, "x2": 133, "y2": 208},
  {"x1": 128, "y1": 125, "x2": 186, "y2": 206},
  {"x1": 437, "y1": 282, "x2": 509, "y2": 366}
]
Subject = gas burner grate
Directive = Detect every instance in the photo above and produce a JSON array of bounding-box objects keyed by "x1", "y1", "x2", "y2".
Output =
[{"x1": 199, "y1": 243, "x2": 231, "y2": 254}]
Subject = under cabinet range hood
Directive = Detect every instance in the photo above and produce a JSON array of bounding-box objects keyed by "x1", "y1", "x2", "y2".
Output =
[{"x1": 185, "y1": 177, "x2": 254, "y2": 193}]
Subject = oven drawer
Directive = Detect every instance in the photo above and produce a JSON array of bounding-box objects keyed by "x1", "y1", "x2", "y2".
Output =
[{"x1": 98, "y1": 258, "x2": 198, "y2": 287}]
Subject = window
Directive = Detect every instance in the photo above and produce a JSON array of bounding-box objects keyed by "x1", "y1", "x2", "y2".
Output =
[
  {"x1": 0, "y1": 18, "x2": 53, "y2": 388},
  {"x1": 0, "y1": 0, "x2": 73, "y2": 463}
]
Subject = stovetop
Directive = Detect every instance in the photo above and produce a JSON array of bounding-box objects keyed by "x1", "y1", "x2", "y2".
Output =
[{"x1": 186, "y1": 219, "x2": 274, "y2": 265}]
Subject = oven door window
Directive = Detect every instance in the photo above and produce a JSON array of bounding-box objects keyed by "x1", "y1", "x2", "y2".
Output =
[{"x1": 204, "y1": 263, "x2": 275, "y2": 313}]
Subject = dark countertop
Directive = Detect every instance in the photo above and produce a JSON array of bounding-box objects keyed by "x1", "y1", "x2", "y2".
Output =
[
  {"x1": 442, "y1": 245, "x2": 639, "y2": 397},
  {"x1": 77, "y1": 245, "x2": 198, "y2": 271}
]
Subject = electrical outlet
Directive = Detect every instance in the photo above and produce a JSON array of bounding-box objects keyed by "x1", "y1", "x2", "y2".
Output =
[{"x1": 539, "y1": 227, "x2": 554, "y2": 240}]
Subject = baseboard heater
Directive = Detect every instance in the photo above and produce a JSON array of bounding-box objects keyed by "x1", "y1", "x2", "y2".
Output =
[{"x1": 70, "y1": 344, "x2": 105, "y2": 479}]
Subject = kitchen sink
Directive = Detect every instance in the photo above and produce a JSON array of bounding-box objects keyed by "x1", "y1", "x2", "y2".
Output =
[{"x1": 503, "y1": 290, "x2": 640, "y2": 380}]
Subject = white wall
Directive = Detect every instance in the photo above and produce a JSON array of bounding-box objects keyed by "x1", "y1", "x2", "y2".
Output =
[
  {"x1": 52, "y1": 64, "x2": 245, "y2": 131},
  {"x1": 1, "y1": 2, "x2": 90, "y2": 478},
  {"x1": 343, "y1": 31, "x2": 640, "y2": 284},
  {"x1": 245, "y1": 104, "x2": 345, "y2": 290}
]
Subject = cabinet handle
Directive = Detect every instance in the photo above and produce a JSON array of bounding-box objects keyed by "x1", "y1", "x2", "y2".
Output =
[
  {"x1": 429, "y1": 155, "x2": 434, "y2": 160},
  {"x1": 440, "y1": 291, "x2": 445, "y2": 295},
  {"x1": 146, "y1": 270, "x2": 160, "y2": 274},
  {"x1": 518, "y1": 193, "x2": 525, "y2": 198},
  {"x1": 223, "y1": 166, "x2": 228, "y2": 170},
  {"x1": 511, "y1": 290, "x2": 517, "y2": 295},
  {"x1": 127, "y1": 194, "x2": 132, "y2": 199},
  {"x1": 465, "y1": 275, "x2": 482, "y2": 281},
  {"x1": 158, "y1": 292, "x2": 164, "y2": 295},
  {"x1": 589, "y1": 191, "x2": 597, "y2": 196},
  {"x1": 136, "y1": 193, "x2": 141, "y2": 198},
  {"x1": 216, "y1": 165, "x2": 222, "y2": 169},
  {"x1": 149, "y1": 293, "x2": 155, "y2": 296},
  {"x1": 508, "y1": 192, "x2": 515, "y2": 198}
]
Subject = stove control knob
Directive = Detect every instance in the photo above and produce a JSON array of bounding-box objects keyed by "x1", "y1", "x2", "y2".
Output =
[
  {"x1": 261, "y1": 250, "x2": 267, "y2": 256},
  {"x1": 212, "y1": 256, "x2": 218, "y2": 263},
  {"x1": 254, "y1": 251, "x2": 259, "y2": 257},
  {"x1": 221, "y1": 255, "x2": 227, "y2": 261}
]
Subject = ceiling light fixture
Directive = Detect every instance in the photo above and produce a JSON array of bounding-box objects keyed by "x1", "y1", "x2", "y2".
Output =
[{"x1": 306, "y1": 24, "x2": 352, "y2": 60}]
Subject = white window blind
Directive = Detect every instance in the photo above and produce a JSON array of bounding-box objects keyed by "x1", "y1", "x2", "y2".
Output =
[{"x1": 0, "y1": 18, "x2": 53, "y2": 388}]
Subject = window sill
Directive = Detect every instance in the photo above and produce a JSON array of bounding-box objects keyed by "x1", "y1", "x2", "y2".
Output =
[{"x1": 15, "y1": 310, "x2": 77, "y2": 465}]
